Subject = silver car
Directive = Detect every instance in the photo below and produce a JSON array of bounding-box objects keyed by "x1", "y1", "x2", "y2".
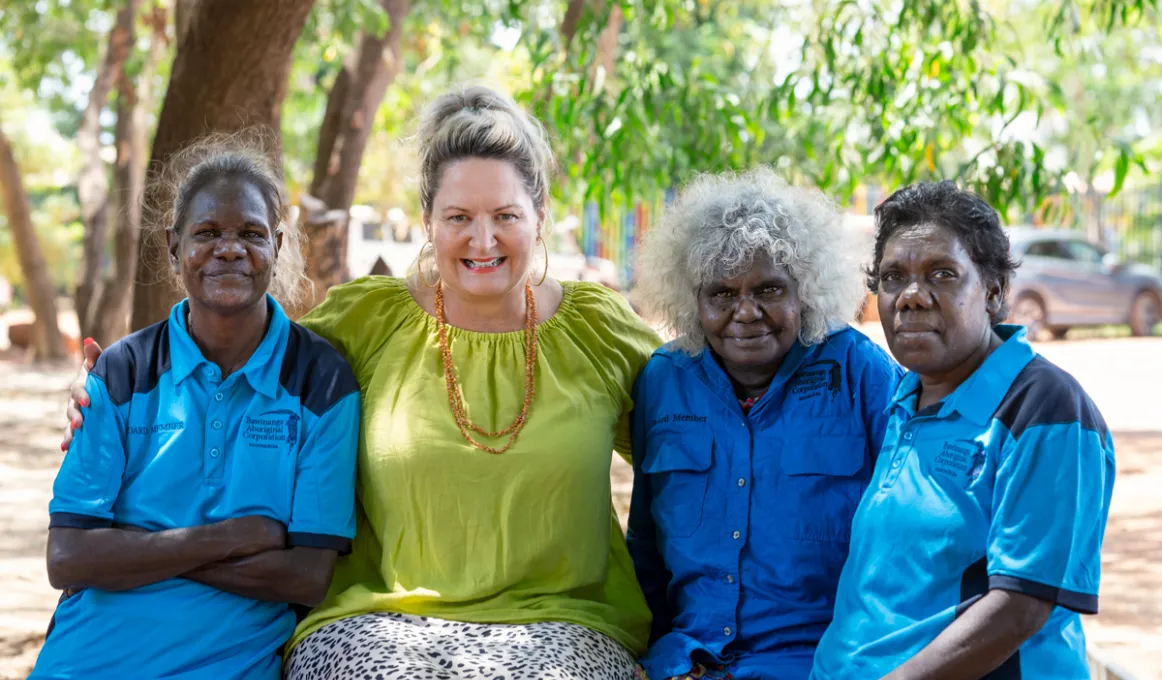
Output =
[{"x1": 1007, "y1": 228, "x2": 1162, "y2": 339}]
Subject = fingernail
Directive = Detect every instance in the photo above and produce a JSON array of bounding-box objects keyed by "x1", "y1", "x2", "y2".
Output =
[
  {"x1": 80, "y1": 399, "x2": 89, "y2": 407},
  {"x1": 83, "y1": 337, "x2": 94, "y2": 346},
  {"x1": 60, "y1": 442, "x2": 67, "y2": 451},
  {"x1": 72, "y1": 419, "x2": 81, "y2": 429}
]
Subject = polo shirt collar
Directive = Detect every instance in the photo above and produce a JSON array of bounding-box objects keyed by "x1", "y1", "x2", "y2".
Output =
[
  {"x1": 168, "y1": 295, "x2": 290, "y2": 398},
  {"x1": 886, "y1": 324, "x2": 1036, "y2": 424}
]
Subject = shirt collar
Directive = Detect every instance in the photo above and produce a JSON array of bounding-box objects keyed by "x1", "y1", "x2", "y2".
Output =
[
  {"x1": 886, "y1": 324, "x2": 1036, "y2": 424},
  {"x1": 168, "y1": 295, "x2": 290, "y2": 398},
  {"x1": 690, "y1": 331, "x2": 818, "y2": 409}
]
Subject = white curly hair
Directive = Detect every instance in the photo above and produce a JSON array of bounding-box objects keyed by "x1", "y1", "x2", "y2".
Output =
[{"x1": 634, "y1": 167, "x2": 868, "y2": 354}]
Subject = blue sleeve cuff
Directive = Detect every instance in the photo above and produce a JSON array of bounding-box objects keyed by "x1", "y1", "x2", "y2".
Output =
[
  {"x1": 49, "y1": 512, "x2": 113, "y2": 529},
  {"x1": 288, "y1": 531, "x2": 352, "y2": 555},
  {"x1": 989, "y1": 574, "x2": 1099, "y2": 615}
]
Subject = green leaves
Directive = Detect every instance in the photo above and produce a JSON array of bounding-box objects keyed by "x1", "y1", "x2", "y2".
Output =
[{"x1": 517, "y1": 0, "x2": 1158, "y2": 221}]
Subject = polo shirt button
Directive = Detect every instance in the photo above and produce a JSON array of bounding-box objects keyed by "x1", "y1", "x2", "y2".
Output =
[
  {"x1": 215, "y1": 393, "x2": 224, "y2": 402},
  {"x1": 738, "y1": 478, "x2": 746, "y2": 487},
  {"x1": 212, "y1": 420, "x2": 222, "y2": 430},
  {"x1": 904, "y1": 432, "x2": 914, "y2": 440},
  {"x1": 732, "y1": 530, "x2": 741, "y2": 539},
  {"x1": 726, "y1": 574, "x2": 734, "y2": 584},
  {"x1": 891, "y1": 458, "x2": 902, "y2": 468},
  {"x1": 724, "y1": 627, "x2": 732, "y2": 636},
  {"x1": 210, "y1": 448, "x2": 220, "y2": 458}
]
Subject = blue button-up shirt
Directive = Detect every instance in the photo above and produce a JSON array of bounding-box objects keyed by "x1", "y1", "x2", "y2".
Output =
[
  {"x1": 812, "y1": 326, "x2": 1115, "y2": 680},
  {"x1": 628, "y1": 326, "x2": 902, "y2": 680},
  {"x1": 34, "y1": 296, "x2": 361, "y2": 680}
]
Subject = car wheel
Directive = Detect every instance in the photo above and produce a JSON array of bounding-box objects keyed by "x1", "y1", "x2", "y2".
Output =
[
  {"x1": 1011, "y1": 294, "x2": 1051, "y2": 341},
  {"x1": 1129, "y1": 292, "x2": 1161, "y2": 337}
]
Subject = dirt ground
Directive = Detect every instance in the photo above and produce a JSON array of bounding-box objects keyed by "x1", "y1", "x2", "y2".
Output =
[{"x1": 2, "y1": 324, "x2": 1160, "y2": 679}]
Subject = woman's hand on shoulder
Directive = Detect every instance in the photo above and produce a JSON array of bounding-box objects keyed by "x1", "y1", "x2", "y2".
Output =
[{"x1": 61, "y1": 339, "x2": 103, "y2": 450}]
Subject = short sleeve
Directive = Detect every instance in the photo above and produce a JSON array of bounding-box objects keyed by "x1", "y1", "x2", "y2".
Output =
[
  {"x1": 298, "y1": 277, "x2": 411, "y2": 381},
  {"x1": 287, "y1": 390, "x2": 361, "y2": 553},
  {"x1": 986, "y1": 421, "x2": 1115, "y2": 614},
  {"x1": 564, "y1": 284, "x2": 662, "y2": 460},
  {"x1": 49, "y1": 373, "x2": 128, "y2": 528}
]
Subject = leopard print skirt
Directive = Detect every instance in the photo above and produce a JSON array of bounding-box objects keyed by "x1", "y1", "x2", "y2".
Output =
[{"x1": 284, "y1": 611, "x2": 639, "y2": 679}]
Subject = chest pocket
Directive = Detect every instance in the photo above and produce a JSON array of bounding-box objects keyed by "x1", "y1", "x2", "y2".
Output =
[
  {"x1": 641, "y1": 429, "x2": 713, "y2": 539},
  {"x1": 773, "y1": 433, "x2": 868, "y2": 543}
]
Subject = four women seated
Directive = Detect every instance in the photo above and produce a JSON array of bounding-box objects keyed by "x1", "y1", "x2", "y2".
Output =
[{"x1": 42, "y1": 87, "x2": 1114, "y2": 680}]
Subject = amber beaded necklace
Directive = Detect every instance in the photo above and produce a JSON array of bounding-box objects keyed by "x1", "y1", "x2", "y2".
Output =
[{"x1": 434, "y1": 280, "x2": 538, "y2": 454}]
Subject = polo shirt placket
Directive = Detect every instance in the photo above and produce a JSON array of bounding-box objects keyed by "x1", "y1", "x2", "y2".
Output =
[{"x1": 203, "y1": 367, "x2": 227, "y2": 482}]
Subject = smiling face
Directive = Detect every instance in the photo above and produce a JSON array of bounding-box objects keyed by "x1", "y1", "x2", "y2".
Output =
[
  {"x1": 427, "y1": 157, "x2": 543, "y2": 300},
  {"x1": 167, "y1": 176, "x2": 280, "y2": 314},
  {"x1": 698, "y1": 255, "x2": 802, "y2": 378},
  {"x1": 876, "y1": 223, "x2": 1000, "y2": 378}
]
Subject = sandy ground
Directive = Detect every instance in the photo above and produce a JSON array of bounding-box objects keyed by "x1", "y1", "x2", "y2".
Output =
[{"x1": 1, "y1": 323, "x2": 1160, "y2": 678}]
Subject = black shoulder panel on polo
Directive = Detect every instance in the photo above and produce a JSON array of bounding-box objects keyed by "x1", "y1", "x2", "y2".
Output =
[
  {"x1": 994, "y1": 356, "x2": 1108, "y2": 441},
  {"x1": 279, "y1": 322, "x2": 360, "y2": 417},
  {"x1": 90, "y1": 320, "x2": 171, "y2": 407}
]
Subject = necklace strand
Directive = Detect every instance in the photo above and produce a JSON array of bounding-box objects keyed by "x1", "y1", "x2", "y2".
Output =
[{"x1": 434, "y1": 281, "x2": 538, "y2": 454}]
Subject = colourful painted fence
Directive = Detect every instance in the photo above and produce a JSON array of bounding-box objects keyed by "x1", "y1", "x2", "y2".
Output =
[{"x1": 576, "y1": 191, "x2": 673, "y2": 287}]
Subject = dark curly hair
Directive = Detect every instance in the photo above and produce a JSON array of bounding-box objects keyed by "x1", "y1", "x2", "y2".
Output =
[{"x1": 866, "y1": 180, "x2": 1018, "y2": 323}]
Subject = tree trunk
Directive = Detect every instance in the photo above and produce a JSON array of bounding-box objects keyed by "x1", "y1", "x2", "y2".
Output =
[
  {"x1": 591, "y1": 2, "x2": 623, "y2": 89},
  {"x1": 174, "y1": 0, "x2": 199, "y2": 46},
  {"x1": 0, "y1": 122, "x2": 68, "y2": 360},
  {"x1": 130, "y1": 0, "x2": 316, "y2": 331},
  {"x1": 303, "y1": 0, "x2": 409, "y2": 307},
  {"x1": 92, "y1": 3, "x2": 167, "y2": 346},
  {"x1": 76, "y1": 0, "x2": 138, "y2": 342},
  {"x1": 560, "y1": 0, "x2": 588, "y2": 53}
]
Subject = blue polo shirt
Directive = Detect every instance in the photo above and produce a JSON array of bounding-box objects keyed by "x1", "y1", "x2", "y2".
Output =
[
  {"x1": 32, "y1": 296, "x2": 360, "y2": 680},
  {"x1": 812, "y1": 325, "x2": 1115, "y2": 680},
  {"x1": 628, "y1": 326, "x2": 902, "y2": 680}
]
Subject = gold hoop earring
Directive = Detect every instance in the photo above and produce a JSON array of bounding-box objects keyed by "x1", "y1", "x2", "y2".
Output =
[
  {"x1": 534, "y1": 236, "x2": 549, "y2": 286},
  {"x1": 418, "y1": 240, "x2": 439, "y2": 288}
]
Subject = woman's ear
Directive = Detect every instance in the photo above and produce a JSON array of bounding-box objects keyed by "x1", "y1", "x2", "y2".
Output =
[
  {"x1": 166, "y1": 228, "x2": 181, "y2": 272},
  {"x1": 985, "y1": 279, "x2": 1004, "y2": 319}
]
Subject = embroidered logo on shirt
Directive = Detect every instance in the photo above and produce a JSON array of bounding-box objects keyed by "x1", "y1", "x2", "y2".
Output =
[
  {"x1": 789, "y1": 360, "x2": 842, "y2": 399},
  {"x1": 650, "y1": 413, "x2": 708, "y2": 427},
  {"x1": 127, "y1": 422, "x2": 185, "y2": 436},
  {"x1": 933, "y1": 440, "x2": 987, "y2": 488},
  {"x1": 242, "y1": 410, "x2": 300, "y2": 449}
]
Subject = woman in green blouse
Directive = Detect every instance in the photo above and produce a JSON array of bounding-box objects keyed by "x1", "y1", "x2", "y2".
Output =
[{"x1": 66, "y1": 85, "x2": 659, "y2": 679}]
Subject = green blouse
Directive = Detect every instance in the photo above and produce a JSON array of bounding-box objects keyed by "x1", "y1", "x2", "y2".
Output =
[{"x1": 289, "y1": 277, "x2": 661, "y2": 654}]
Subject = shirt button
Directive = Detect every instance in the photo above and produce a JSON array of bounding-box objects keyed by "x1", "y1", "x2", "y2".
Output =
[
  {"x1": 210, "y1": 448, "x2": 220, "y2": 458},
  {"x1": 726, "y1": 574, "x2": 734, "y2": 584},
  {"x1": 214, "y1": 393, "x2": 224, "y2": 402},
  {"x1": 904, "y1": 432, "x2": 914, "y2": 440},
  {"x1": 732, "y1": 530, "x2": 741, "y2": 540},
  {"x1": 724, "y1": 627, "x2": 732, "y2": 636},
  {"x1": 212, "y1": 420, "x2": 222, "y2": 430},
  {"x1": 891, "y1": 458, "x2": 903, "y2": 469},
  {"x1": 738, "y1": 478, "x2": 746, "y2": 487}
]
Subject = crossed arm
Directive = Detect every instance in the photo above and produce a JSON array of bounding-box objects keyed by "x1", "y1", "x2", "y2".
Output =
[{"x1": 47, "y1": 516, "x2": 338, "y2": 607}]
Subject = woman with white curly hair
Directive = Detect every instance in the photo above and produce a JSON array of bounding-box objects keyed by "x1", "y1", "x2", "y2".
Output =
[{"x1": 627, "y1": 168, "x2": 902, "y2": 680}]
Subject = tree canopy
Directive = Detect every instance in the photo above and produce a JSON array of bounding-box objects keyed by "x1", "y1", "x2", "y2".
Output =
[{"x1": 0, "y1": 0, "x2": 1158, "y2": 342}]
